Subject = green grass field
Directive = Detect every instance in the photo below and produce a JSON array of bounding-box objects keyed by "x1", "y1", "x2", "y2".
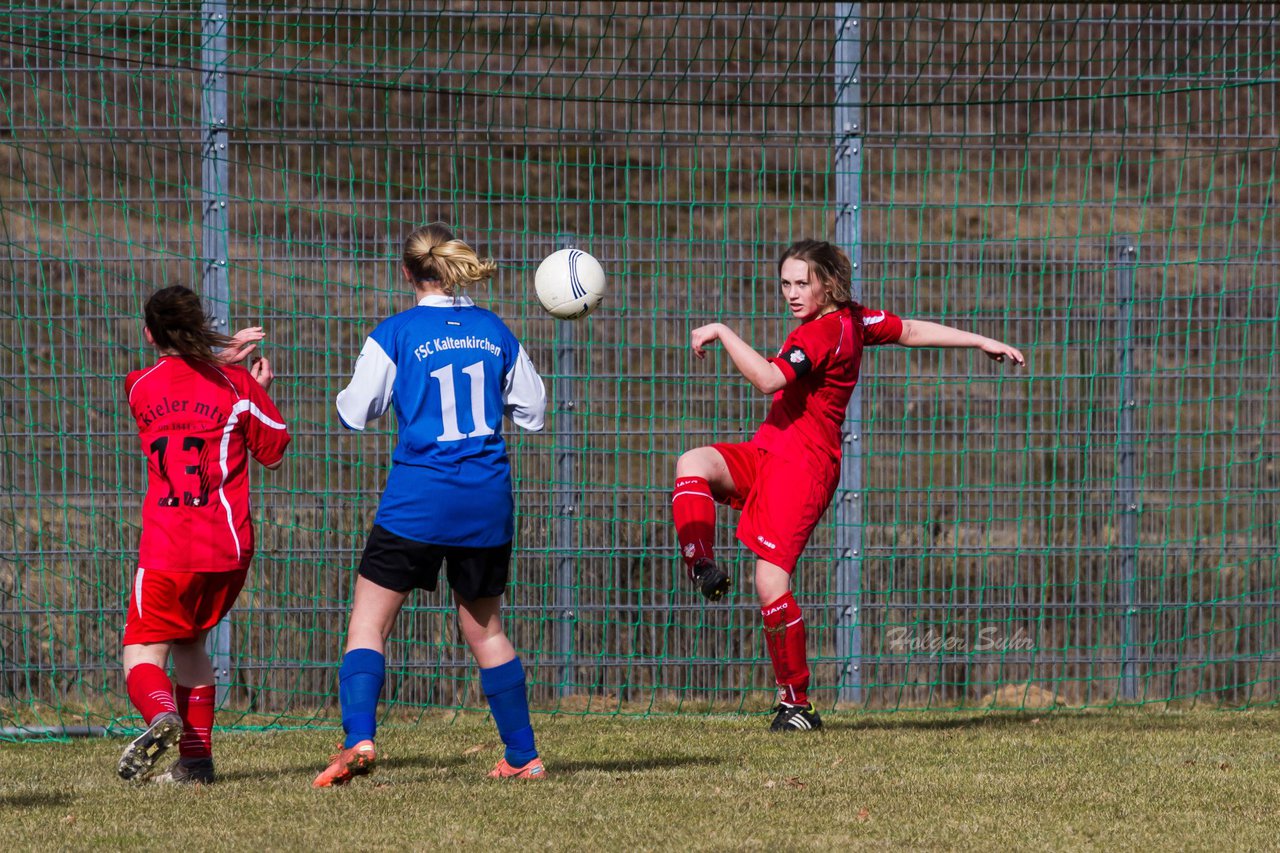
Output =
[{"x1": 4, "y1": 710, "x2": 1280, "y2": 850}]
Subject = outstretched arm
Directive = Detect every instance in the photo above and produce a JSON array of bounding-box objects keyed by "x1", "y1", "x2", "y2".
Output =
[
  {"x1": 897, "y1": 319, "x2": 1026, "y2": 366},
  {"x1": 690, "y1": 323, "x2": 787, "y2": 393}
]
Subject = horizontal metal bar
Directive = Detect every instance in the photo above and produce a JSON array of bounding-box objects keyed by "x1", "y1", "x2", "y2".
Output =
[
  {"x1": 10, "y1": 61, "x2": 1277, "y2": 87},
  {"x1": 9, "y1": 425, "x2": 1280, "y2": 441},
  {"x1": 3, "y1": 543, "x2": 1279, "y2": 562},
  {"x1": 7, "y1": 36, "x2": 1275, "y2": 111},
  {"x1": 13, "y1": 6, "x2": 1273, "y2": 25},
  {"x1": 3, "y1": 253, "x2": 1275, "y2": 269},
  {"x1": 5, "y1": 653, "x2": 1280, "y2": 677},
  {"x1": 9, "y1": 127, "x2": 1280, "y2": 147},
  {"x1": 0, "y1": 545, "x2": 1274, "y2": 563},
  {"x1": 8, "y1": 598, "x2": 1280, "y2": 620},
  {"x1": 399, "y1": 15, "x2": 1274, "y2": 29},
  {"x1": 0, "y1": 725, "x2": 109, "y2": 738}
]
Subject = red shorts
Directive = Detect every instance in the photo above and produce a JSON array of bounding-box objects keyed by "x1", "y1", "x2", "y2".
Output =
[
  {"x1": 713, "y1": 442, "x2": 839, "y2": 573},
  {"x1": 123, "y1": 567, "x2": 247, "y2": 645}
]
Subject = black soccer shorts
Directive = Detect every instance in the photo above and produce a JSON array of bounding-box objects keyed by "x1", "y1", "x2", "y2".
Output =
[{"x1": 357, "y1": 524, "x2": 511, "y2": 601}]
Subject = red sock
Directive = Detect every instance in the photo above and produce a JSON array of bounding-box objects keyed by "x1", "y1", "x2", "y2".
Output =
[
  {"x1": 176, "y1": 684, "x2": 215, "y2": 759},
  {"x1": 126, "y1": 662, "x2": 177, "y2": 724},
  {"x1": 672, "y1": 476, "x2": 716, "y2": 572},
  {"x1": 761, "y1": 592, "x2": 810, "y2": 706}
]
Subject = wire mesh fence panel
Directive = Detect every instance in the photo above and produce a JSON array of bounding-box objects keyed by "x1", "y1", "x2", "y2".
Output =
[{"x1": 1, "y1": 2, "x2": 1277, "y2": 735}]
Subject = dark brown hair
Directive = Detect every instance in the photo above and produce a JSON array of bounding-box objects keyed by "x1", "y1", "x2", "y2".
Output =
[
  {"x1": 143, "y1": 285, "x2": 233, "y2": 362},
  {"x1": 402, "y1": 222, "x2": 498, "y2": 295},
  {"x1": 778, "y1": 239, "x2": 855, "y2": 307}
]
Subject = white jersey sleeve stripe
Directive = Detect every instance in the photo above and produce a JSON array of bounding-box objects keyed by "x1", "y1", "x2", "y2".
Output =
[
  {"x1": 335, "y1": 337, "x2": 397, "y2": 431},
  {"x1": 217, "y1": 399, "x2": 289, "y2": 562},
  {"x1": 503, "y1": 344, "x2": 547, "y2": 432},
  {"x1": 127, "y1": 361, "x2": 169, "y2": 404}
]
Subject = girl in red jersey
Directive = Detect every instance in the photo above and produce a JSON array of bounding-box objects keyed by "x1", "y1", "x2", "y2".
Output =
[
  {"x1": 671, "y1": 239, "x2": 1024, "y2": 732},
  {"x1": 118, "y1": 286, "x2": 291, "y2": 782}
]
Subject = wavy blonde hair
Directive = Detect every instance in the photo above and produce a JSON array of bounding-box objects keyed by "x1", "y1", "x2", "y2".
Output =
[{"x1": 402, "y1": 223, "x2": 498, "y2": 295}]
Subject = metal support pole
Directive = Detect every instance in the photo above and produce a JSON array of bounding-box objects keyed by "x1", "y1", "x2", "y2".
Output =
[
  {"x1": 553, "y1": 234, "x2": 579, "y2": 696},
  {"x1": 834, "y1": 2, "x2": 864, "y2": 706},
  {"x1": 200, "y1": 0, "x2": 232, "y2": 706},
  {"x1": 1117, "y1": 238, "x2": 1138, "y2": 701}
]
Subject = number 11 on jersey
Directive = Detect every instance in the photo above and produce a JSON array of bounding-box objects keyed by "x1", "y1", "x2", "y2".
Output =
[{"x1": 430, "y1": 361, "x2": 495, "y2": 442}]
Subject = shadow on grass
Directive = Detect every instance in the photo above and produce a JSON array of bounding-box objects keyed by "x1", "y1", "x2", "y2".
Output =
[
  {"x1": 824, "y1": 710, "x2": 1101, "y2": 732},
  {"x1": 217, "y1": 753, "x2": 471, "y2": 783},
  {"x1": 0, "y1": 791, "x2": 74, "y2": 808},
  {"x1": 216, "y1": 763, "x2": 336, "y2": 783},
  {"x1": 820, "y1": 707, "x2": 1250, "y2": 734},
  {"x1": 552, "y1": 755, "x2": 721, "y2": 773},
  {"x1": 380, "y1": 753, "x2": 470, "y2": 772}
]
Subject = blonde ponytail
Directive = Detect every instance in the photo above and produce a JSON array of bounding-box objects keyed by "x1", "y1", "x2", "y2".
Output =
[{"x1": 403, "y1": 223, "x2": 497, "y2": 294}]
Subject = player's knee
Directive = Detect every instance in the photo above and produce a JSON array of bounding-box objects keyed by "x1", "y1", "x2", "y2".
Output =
[
  {"x1": 122, "y1": 642, "x2": 169, "y2": 674},
  {"x1": 463, "y1": 626, "x2": 515, "y2": 668},
  {"x1": 460, "y1": 615, "x2": 503, "y2": 646},
  {"x1": 675, "y1": 447, "x2": 712, "y2": 478},
  {"x1": 754, "y1": 560, "x2": 792, "y2": 605}
]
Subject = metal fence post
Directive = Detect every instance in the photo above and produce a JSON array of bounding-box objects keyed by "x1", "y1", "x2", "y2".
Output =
[
  {"x1": 834, "y1": 2, "x2": 864, "y2": 706},
  {"x1": 553, "y1": 234, "x2": 578, "y2": 696},
  {"x1": 1117, "y1": 238, "x2": 1138, "y2": 701},
  {"x1": 200, "y1": 0, "x2": 232, "y2": 706}
]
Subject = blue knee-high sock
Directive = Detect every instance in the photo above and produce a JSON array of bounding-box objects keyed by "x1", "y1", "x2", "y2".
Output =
[
  {"x1": 339, "y1": 648, "x2": 385, "y2": 749},
  {"x1": 480, "y1": 657, "x2": 537, "y2": 765}
]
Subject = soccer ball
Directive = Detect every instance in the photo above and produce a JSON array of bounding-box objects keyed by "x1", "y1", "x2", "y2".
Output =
[{"x1": 534, "y1": 248, "x2": 606, "y2": 320}]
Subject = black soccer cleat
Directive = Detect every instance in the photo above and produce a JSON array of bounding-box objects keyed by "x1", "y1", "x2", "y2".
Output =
[
  {"x1": 690, "y1": 557, "x2": 730, "y2": 602},
  {"x1": 117, "y1": 712, "x2": 184, "y2": 781},
  {"x1": 151, "y1": 757, "x2": 215, "y2": 785},
  {"x1": 769, "y1": 702, "x2": 823, "y2": 733}
]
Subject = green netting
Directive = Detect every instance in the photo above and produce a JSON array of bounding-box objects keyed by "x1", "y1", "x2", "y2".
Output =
[{"x1": 2, "y1": 3, "x2": 1278, "y2": 737}]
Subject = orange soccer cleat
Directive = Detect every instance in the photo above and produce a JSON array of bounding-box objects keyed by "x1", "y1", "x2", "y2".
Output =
[
  {"x1": 312, "y1": 739, "x2": 377, "y2": 788},
  {"x1": 488, "y1": 755, "x2": 546, "y2": 780}
]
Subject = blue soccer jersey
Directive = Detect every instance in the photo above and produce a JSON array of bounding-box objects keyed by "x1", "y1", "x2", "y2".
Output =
[{"x1": 336, "y1": 294, "x2": 546, "y2": 547}]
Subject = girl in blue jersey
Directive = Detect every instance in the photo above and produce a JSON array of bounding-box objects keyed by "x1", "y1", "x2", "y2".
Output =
[{"x1": 314, "y1": 223, "x2": 548, "y2": 786}]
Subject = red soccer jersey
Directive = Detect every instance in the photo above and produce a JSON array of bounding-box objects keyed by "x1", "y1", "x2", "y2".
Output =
[
  {"x1": 751, "y1": 304, "x2": 903, "y2": 473},
  {"x1": 126, "y1": 356, "x2": 291, "y2": 572}
]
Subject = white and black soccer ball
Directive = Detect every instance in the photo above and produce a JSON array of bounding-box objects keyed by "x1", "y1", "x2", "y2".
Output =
[{"x1": 534, "y1": 248, "x2": 606, "y2": 320}]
